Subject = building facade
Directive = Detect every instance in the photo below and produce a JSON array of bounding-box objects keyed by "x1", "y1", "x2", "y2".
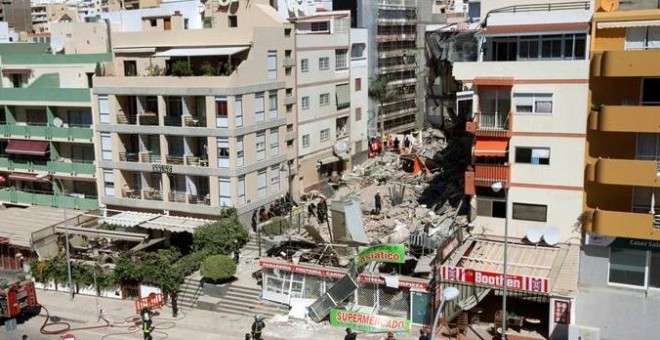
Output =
[
  {"x1": 1, "y1": 0, "x2": 31, "y2": 33},
  {"x1": 0, "y1": 43, "x2": 109, "y2": 210},
  {"x1": 92, "y1": 0, "x2": 296, "y2": 223},
  {"x1": 577, "y1": 0, "x2": 660, "y2": 338},
  {"x1": 349, "y1": 27, "x2": 369, "y2": 164},
  {"x1": 449, "y1": 1, "x2": 592, "y2": 338}
]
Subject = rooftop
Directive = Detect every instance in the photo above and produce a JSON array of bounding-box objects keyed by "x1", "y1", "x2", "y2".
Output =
[{"x1": 0, "y1": 206, "x2": 84, "y2": 248}]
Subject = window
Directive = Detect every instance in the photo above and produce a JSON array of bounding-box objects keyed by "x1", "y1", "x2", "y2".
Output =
[
  {"x1": 218, "y1": 178, "x2": 231, "y2": 206},
  {"x1": 320, "y1": 93, "x2": 330, "y2": 106},
  {"x1": 609, "y1": 248, "x2": 647, "y2": 286},
  {"x1": 355, "y1": 78, "x2": 362, "y2": 91},
  {"x1": 215, "y1": 96, "x2": 228, "y2": 127},
  {"x1": 512, "y1": 203, "x2": 547, "y2": 222},
  {"x1": 302, "y1": 134, "x2": 310, "y2": 148},
  {"x1": 496, "y1": 33, "x2": 587, "y2": 61},
  {"x1": 311, "y1": 21, "x2": 329, "y2": 32},
  {"x1": 267, "y1": 51, "x2": 277, "y2": 80},
  {"x1": 269, "y1": 93, "x2": 278, "y2": 119},
  {"x1": 98, "y1": 95, "x2": 109, "y2": 124},
  {"x1": 541, "y1": 35, "x2": 563, "y2": 59},
  {"x1": 103, "y1": 170, "x2": 115, "y2": 196},
  {"x1": 234, "y1": 95, "x2": 243, "y2": 127},
  {"x1": 257, "y1": 169, "x2": 267, "y2": 198},
  {"x1": 255, "y1": 93, "x2": 265, "y2": 122},
  {"x1": 301, "y1": 59, "x2": 309, "y2": 72},
  {"x1": 515, "y1": 147, "x2": 550, "y2": 165},
  {"x1": 270, "y1": 165, "x2": 280, "y2": 192},
  {"x1": 101, "y1": 133, "x2": 112, "y2": 160},
  {"x1": 302, "y1": 96, "x2": 310, "y2": 110},
  {"x1": 514, "y1": 93, "x2": 553, "y2": 114},
  {"x1": 217, "y1": 138, "x2": 229, "y2": 167},
  {"x1": 476, "y1": 198, "x2": 507, "y2": 218},
  {"x1": 71, "y1": 145, "x2": 94, "y2": 163},
  {"x1": 150, "y1": 19, "x2": 157, "y2": 27},
  {"x1": 355, "y1": 107, "x2": 362, "y2": 121},
  {"x1": 270, "y1": 129, "x2": 279, "y2": 156},
  {"x1": 632, "y1": 187, "x2": 660, "y2": 213},
  {"x1": 284, "y1": 28, "x2": 291, "y2": 37},
  {"x1": 237, "y1": 176, "x2": 246, "y2": 205},
  {"x1": 236, "y1": 137, "x2": 244, "y2": 166},
  {"x1": 518, "y1": 36, "x2": 539, "y2": 59},
  {"x1": 626, "y1": 27, "x2": 660, "y2": 50},
  {"x1": 319, "y1": 57, "x2": 330, "y2": 70},
  {"x1": 335, "y1": 49, "x2": 348, "y2": 69},
  {"x1": 320, "y1": 128, "x2": 330, "y2": 142},
  {"x1": 642, "y1": 78, "x2": 660, "y2": 105},
  {"x1": 256, "y1": 131, "x2": 266, "y2": 160},
  {"x1": 351, "y1": 43, "x2": 366, "y2": 59},
  {"x1": 636, "y1": 133, "x2": 659, "y2": 160},
  {"x1": 228, "y1": 15, "x2": 237, "y2": 27}
]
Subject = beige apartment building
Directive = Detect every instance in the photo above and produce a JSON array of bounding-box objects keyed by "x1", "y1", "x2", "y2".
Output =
[{"x1": 92, "y1": 0, "x2": 297, "y2": 222}]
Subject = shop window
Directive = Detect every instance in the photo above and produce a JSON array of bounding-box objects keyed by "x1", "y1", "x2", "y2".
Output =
[
  {"x1": 512, "y1": 203, "x2": 547, "y2": 222},
  {"x1": 515, "y1": 147, "x2": 550, "y2": 165},
  {"x1": 609, "y1": 248, "x2": 647, "y2": 287}
]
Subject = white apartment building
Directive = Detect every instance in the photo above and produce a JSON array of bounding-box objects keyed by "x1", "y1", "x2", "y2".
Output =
[
  {"x1": 293, "y1": 11, "x2": 352, "y2": 190},
  {"x1": 447, "y1": 2, "x2": 592, "y2": 338},
  {"x1": 92, "y1": 0, "x2": 296, "y2": 223},
  {"x1": 349, "y1": 27, "x2": 369, "y2": 163}
]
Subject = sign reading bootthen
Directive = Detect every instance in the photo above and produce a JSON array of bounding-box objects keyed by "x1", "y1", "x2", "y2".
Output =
[{"x1": 440, "y1": 265, "x2": 549, "y2": 293}]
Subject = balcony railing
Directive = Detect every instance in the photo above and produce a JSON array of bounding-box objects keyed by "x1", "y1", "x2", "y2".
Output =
[
  {"x1": 142, "y1": 188, "x2": 163, "y2": 201},
  {"x1": 164, "y1": 116, "x2": 182, "y2": 127},
  {"x1": 0, "y1": 122, "x2": 93, "y2": 141},
  {"x1": 138, "y1": 113, "x2": 159, "y2": 126},
  {"x1": 139, "y1": 152, "x2": 161, "y2": 164},
  {"x1": 0, "y1": 188, "x2": 98, "y2": 210},
  {"x1": 0, "y1": 157, "x2": 96, "y2": 175},
  {"x1": 590, "y1": 209, "x2": 660, "y2": 241},
  {"x1": 120, "y1": 188, "x2": 210, "y2": 205},
  {"x1": 183, "y1": 116, "x2": 207, "y2": 127},
  {"x1": 166, "y1": 155, "x2": 185, "y2": 165},
  {"x1": 283, "y1": 57, "x2": 295, "y2": 68},
  {"x1": 119, "y1": 152, "x2": 140, "y2": 162}
]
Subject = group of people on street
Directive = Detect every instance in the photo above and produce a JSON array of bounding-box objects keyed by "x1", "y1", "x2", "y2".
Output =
[
  {"x1": 252, "y1": 193, "x2": 298, "y2": 231},
  {"x1": 344, "y1": 328, "x2": 430, "y2": 340},
  {"x1": 368, "y1": 135, "x2": 413, "y2": 158}
]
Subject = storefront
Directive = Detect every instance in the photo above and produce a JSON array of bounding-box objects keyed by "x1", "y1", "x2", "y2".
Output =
[
  {"x1": 259, "y1": 258, "x2": 432, "y2": 330},
  {"x1": 435, "y1": 238, "x2": 579, "y2": 339}
]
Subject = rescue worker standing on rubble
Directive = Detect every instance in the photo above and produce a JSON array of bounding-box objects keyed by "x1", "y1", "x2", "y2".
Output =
[
  {"x1": 374, "y1": 191, "x2": 382, "y2": 215},
  {"x1": 251, "y1": 315, "x2": 266, "y2": 340}
]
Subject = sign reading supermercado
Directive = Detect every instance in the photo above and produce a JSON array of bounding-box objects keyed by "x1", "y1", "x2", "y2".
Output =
[
  {"x1": 330, "y1": 309, "x2": 411, "y2": 333},
  {"x1": 440, "y1": 265, "x2": 549, "y2": 294},
  {"x1": 259, "y1": 259, "x2": 429, "y2": 290}
]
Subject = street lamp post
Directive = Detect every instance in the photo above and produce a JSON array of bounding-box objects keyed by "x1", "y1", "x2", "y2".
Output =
[
  {"x1": 430, "y1": 286, "x2": 460, "y2": 340},
  {"x1": 37, "y1": 173, "x2": 74, "y2": 300},
  {"x1": 491, "y1": 181, "x2": 508, "y2": 339}
]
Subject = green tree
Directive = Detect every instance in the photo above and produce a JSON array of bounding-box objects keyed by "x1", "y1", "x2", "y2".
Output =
[
  {"x1": 193, "y1": 215, "x2": 249, "y2": 255},
  {"x1": 171, "y1": 60, "x2": 193, "y2": 77},
  {"x1": 368, "y1": 74, "x2": 397, "y2": 137},
  {"x1": 200, "y1": 255, "x2": 236, "y2": 283}
]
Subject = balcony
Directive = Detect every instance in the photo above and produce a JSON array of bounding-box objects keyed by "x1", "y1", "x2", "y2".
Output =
[
  {"x1": 0, "y1": 157, "x2": 96, "y2": 176},
  {"x1": 590, "y1": 209, "x2": 660, "y2": 241},
  {"x1": 284, "y1": 95, "x2": 296, "y2": 106},
  {"x1": 464, "y1": 164, "x2": 510, "y2": 195},
  {"x1": 453, "y1": 60, "x2": 588, "y2": 82},
  {"x1": 592, "y1": 49, "x2": 660, "y2": 77},
  {"x1": 589, "y1": 106, "x2": 660, "y2": 133},
  {"x1": 587, "y1": 158, "x2": 659, "y2": 187},
  {"x1": 468, "y1": 112, "x2": 513, "y2": 138},
  {"x1": 0, "y1": 188, "x2": 98, "y2": 210},
  {"x1": 0, "y1": 123, "x2": 93, "y2": 141},
  {"x1": 283, "y1": 57, "x2": 295, "y2": 68}
]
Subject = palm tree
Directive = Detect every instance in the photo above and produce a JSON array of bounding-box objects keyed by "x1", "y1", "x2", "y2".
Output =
[{"x1": 368, "y1": 73, "x2": 397, "y2": 138}]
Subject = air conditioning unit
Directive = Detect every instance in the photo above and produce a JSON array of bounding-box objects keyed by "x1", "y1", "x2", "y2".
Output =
[{"x1": 568, "y1": 324, "x2": 601, "y2": 340}]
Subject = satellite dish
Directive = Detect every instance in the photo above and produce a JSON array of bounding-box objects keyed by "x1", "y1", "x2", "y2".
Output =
[
  {"x1": 525, "y1": 225, "x2": 543, "y2": 244},
  {"x1": 50, "y1": 37, "x2": 65, "y2": 54},
  {"x1": 542, "y1": 226, "x2": 561, "y2": 246},
  {"x1": 52, "y1": 117, "x2": 64, "y2": 128},
  {"x1": 302, "y1": 1, "x2": 316, "y2": 16},
  {"x1": 333, "y1": 140, "x2": 349, "y2": 155},
  {"x1": 287, "y1": 0, "x2": 301, "y2": 16}
]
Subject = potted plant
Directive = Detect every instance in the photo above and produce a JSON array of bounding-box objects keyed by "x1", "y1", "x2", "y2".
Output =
[
  {"x1": 200, "y1": 255, "x2": 236, "y2": 297},
  {"x1": 171, "y1": 60, "x2": 193, "y2": 77}
]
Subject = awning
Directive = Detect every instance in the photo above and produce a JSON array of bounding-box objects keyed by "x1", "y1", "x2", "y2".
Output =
[
  {"x1": 474, "y1": 77, "x2": 513, "y2": 86},
  {"x1": 597, "y1": 19, "x2": 660, "y2": 29},
  {"x1": 480, "y1": 22, "x2": 589, "y2": 36},
  {"x1": 335, "y1": 83, "x2": 350, "y2": 110},
  {"x1": 5, "y1": 140, "x2": 49, "y2": 156},
  {"x1": 140, "y1": 215, "x2": 212, "y2": 233},
  {"x1": 154, "y1": 46, "x2": 250, "y2": 57},
  {"x1": 318, "y1": 155, "x2": 342, "y2": 165},
  {"x1": 102, "y1": 211, "x2": 159, "y2": 228},
  {"x1": 8, "y1": 173, "x2": 48, "y2": 182},
  {"x1": 474, "y1": 139, "x2": 508, "y2": 157},
  {"x1": 2, "y1": 68, "x2": 32, "y2": 75},
  {"x1": 114, "y1": 47, "x2": 157, "y2": 54}
]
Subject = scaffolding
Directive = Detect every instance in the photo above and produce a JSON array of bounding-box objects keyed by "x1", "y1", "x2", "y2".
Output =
[{"x1": 375, "y1": 0, "x2": 419, "y2": 134}]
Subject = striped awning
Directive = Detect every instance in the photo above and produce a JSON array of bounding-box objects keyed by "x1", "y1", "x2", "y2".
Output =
[{"x1": 597, "y1": 19, "x2": 660, "y2": 29}]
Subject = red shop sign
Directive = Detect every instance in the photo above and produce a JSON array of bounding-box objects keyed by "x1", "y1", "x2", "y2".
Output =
[{"x1": 440, "y1": 265, "x2": 549, "y2": 294}]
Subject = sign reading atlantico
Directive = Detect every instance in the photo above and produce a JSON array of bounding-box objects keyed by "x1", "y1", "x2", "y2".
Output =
[{"x1": 355, "y1": 244, "x2": 406, "y2": 268}]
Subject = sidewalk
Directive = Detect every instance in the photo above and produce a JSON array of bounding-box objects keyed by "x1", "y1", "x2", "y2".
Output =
[{"x1": 5, "y1": 290, "x2": 420, "y2": 340}]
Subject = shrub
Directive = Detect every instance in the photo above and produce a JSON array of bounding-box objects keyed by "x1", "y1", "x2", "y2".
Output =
[
  {"x1": 171, "y1": 60, "x2": 193, "y2": 77},
  {"x1": 193, "y1": 216, "x2": 249, "y2": 255},
  {"x1": 200, "y1": 255, "x2": 236, "y2": 282}
]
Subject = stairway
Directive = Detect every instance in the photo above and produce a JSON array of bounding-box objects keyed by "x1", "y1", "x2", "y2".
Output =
[
  {"x1": 177, "y1": 270, "x2": 203, "y2": 309},
  {"x1": 213, "y1": 284, "x2": 290, "y2": 318}
]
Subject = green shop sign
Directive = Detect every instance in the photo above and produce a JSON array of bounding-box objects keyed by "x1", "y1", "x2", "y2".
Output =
[
  {"x1": 330, "y1": 309, "x2": 411, "y2": 333},
  {"x1": 355, "y1": 244, "x2": 406, "y2": 268},
  {"x1": 585, "y1": 233, "x2": 660, "y2": 251}
]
